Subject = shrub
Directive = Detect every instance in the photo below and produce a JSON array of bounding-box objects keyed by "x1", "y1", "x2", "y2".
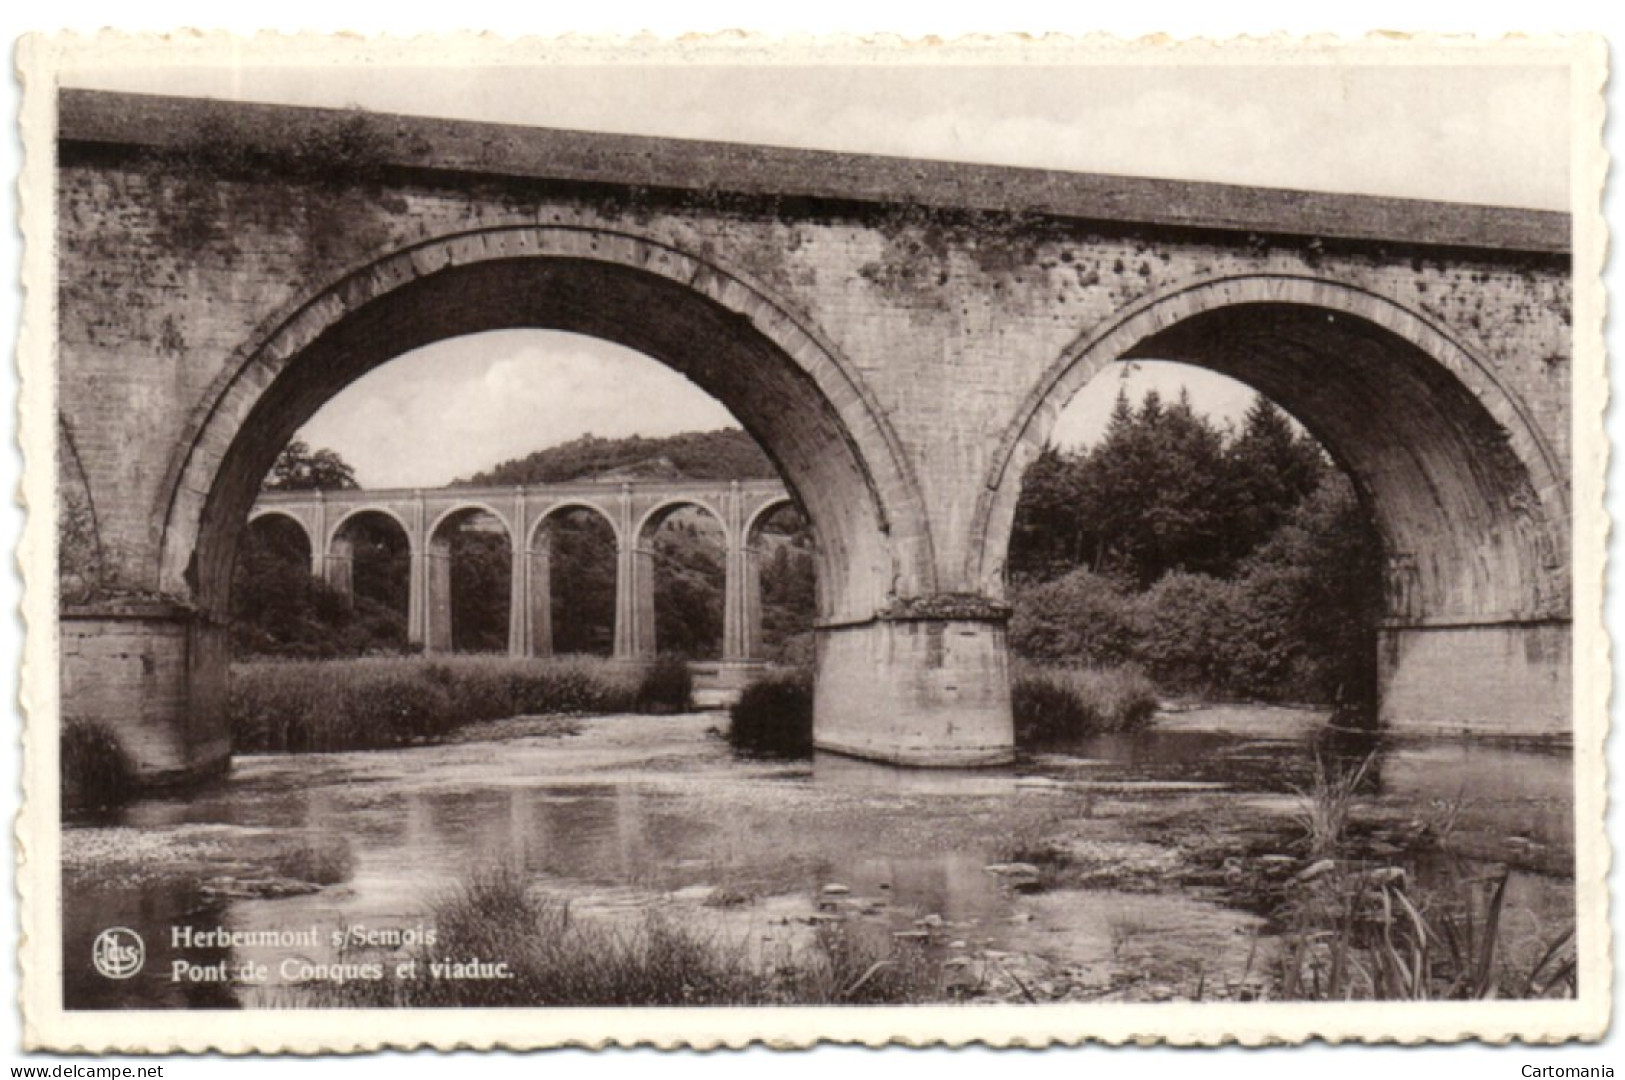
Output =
[
  {"x1": 1010, "y1": 663, "x2": 1158, "y2": 746},
  {"x1": 1008, "y1": 569, "x2": 1140, "y2": 666},
  {"x1": 61, "y1": 720, "x2": 135, "y2": 812},
  {"x1": 1136, "y1": 572, "x2": 1244, "y2": 694},
  {"x1": 728, "y1": 668, "x2": 814, "y2": 758},
  {"x1": 634, "y1": 654, "x2": 693, "y2": 714}
]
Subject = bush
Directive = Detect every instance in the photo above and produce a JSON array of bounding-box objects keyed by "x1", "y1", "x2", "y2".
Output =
[
  {"x1": 1010, "y1": 663, "x2": 1158, "y2": 746},
  {"x1": 728, "y1": 668, "x2": 814, "y2": 758},
  {"x1": 1008, "y1": 569, "x2": 1140, "y2": 665},
  {"x1": 61, "y1": 719, "x2": 135, "y2": 812},
  {"x1": 229, "y1": 655, "x2": 649, "y2": 754},
  {"x1": 634, "y1": 654, "x2": 693, "y2": 714},
  {"x1": 1136, "y1": 572, "x2": 1244, "y2": 695}
]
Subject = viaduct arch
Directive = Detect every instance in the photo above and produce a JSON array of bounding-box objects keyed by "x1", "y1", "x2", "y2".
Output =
[
  {"x1": 54, "y1": 91, "x2": 1573, "y2": 783},
  {"x1": 250, "y1": 479, "x2": 794, "y2": 664}
]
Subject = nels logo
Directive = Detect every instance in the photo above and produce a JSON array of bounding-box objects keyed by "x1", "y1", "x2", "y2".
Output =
[{"x1": 91, "y1": 927, "x2": 145, "y2": 979}]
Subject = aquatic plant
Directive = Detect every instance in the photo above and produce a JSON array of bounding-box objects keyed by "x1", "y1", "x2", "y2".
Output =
[
  {"x1": 60, "y1": 719, "x2": 135, "y2": 812},
  {"x1": 228, "y1": 654, "x2": 647, "y2": 753},
  {"x1": 1275, "y1": 865, "x2": 1576, "y2": 1000},
  {"x1": 1289, "y1": 751, "x2": 1375, "y2": 859},
  {"x1": 727, "y1": 668, "x2": 814, "y2": 757},
  {"x1": 304, "y1": 864, "x2": 946, "y2": 1006},
  {"x1": 1009, "y1": 662, "x2": 1158, "y2": 746}
]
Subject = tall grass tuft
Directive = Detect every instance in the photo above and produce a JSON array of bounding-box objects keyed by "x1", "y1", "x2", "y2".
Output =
[
  {"x1": 1290, "y1": 751, "x2": 1375, "y2": 859},
  {"x1": 1010, "y1": 662, "x2": 1158, "y2": 746},
  {"x1": 305, "y1": 865, "x2": 944, "y2": 1006},
  {"x1": 229, "y1": 655, "x2": 644, "y2": 753},
  {"x1": 1276, "y1": 866, "x2": 1576, "y2": 1000},
  {"x1": 60, "y1": 719, "x2": 135, "y2": 812},
  {"x1": 727, "y1": 668, "x2": 814, "y2": 757}
]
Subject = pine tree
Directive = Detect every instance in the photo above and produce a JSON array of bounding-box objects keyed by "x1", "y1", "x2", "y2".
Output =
[{"x1": 1225, "y1": 395, "x2": 1326, "y2": 563}]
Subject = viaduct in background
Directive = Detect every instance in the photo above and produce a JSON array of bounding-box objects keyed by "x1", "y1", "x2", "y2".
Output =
[{"x1": 248, "y1": 478, "x2": 792, "y2": 663}]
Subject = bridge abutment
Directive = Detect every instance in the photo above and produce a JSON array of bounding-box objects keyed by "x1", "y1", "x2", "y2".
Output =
[
  {"x1": 1377, "y1": 621, "x2": 1571, "y2": 737},
  {"x1": 813, "y1": 604, "x2": 1015, "y2": 767},
  {"x1": 61, "y1": 602, "x2": 232, "y2": 787}
]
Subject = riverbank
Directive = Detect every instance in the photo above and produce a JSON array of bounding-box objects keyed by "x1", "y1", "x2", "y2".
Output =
[{"x1": 228, "y1": 654, "x2": 688, "y2": 754}]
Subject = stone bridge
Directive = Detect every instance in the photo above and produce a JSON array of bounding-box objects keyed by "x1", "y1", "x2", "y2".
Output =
[
  {"x1": 248, "y1": 478, "x2": 792, "y2": 661},
  {"x1": 55, "y1": 90, "x2": 1572, "y2": 783}
]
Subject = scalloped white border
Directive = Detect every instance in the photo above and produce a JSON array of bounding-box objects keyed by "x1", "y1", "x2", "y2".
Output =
[{"x1": 12, "y1": 29, "x2": 1612, "y2": 1051}]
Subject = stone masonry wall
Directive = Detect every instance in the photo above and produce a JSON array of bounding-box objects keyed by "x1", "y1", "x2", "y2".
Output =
[{"x1": 57, "y1": 154, "x2": 1570, "y2": 616}]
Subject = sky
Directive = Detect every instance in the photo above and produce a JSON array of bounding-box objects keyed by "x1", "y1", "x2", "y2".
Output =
[{"x1": 61, "y1": 55, "x2": 1573, "y2": 487}]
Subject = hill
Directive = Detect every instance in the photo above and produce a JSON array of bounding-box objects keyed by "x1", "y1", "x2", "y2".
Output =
[{"x1": 460, "y1": 429, "x2": 776, "y2": 486}]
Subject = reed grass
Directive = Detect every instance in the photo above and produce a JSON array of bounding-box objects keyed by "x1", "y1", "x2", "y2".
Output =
[
  {"x1": 1010, "y1": 662, "x2": 1159, "y2": 746},
  {"x1": 229, "y1": 654, "x2": 645, "y2": 753},
  {"x1": 1276, "y1": 866, "x2": 1576, "y2": 1000},
  {"x1": 1289, "y1": 751, "x2": 1375, "y2": 859}
]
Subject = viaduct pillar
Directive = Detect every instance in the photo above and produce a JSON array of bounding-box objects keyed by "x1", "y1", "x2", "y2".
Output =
[
  {"x1": 324, "y1": 535, "x2": 355, "y2": 606},
  {"x1": 506, "y1": 489, "x2": 529, "y2": 658},
  {"x1": 424, "y1": 542, "x2": 454, "y2": 655},
  {"x1": 526, "y1": 534, "x2": 553, "y2": 659},
  {"x1": 612, "y1": 486, "x2": 639, "y2": 660},
  {"x1": 406, "y1": 493, "x2": 427, "y2": 648},
  {"x1": 629, "y1": 542, "x2": 658, "y2": 659},
  {"x1": 720, "y1": 482, "x2": 753, "y2": 664}
]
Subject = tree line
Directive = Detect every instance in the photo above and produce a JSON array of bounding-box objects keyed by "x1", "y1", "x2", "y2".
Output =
[{"x1": 1007, "y1": 388, "x2": 1382, "y2": 708}]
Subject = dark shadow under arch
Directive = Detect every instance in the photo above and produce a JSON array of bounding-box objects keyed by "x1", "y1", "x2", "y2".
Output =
[{"x1": 978, "y1": 277, "x2": 1568, "y2": 630}]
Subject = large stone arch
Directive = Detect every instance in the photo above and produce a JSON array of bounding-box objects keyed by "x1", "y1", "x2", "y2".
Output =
[
  {"x1": 976, "y1": 273, "x2": 1570, "y2": 733},
  {"x1": 159, "y1": 225, "x2": 933, "y2": 636}
]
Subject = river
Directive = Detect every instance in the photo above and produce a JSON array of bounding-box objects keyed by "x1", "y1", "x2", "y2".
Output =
[{"x1": 61, "y1": 705, "x2": 1574, "y2": 1008}]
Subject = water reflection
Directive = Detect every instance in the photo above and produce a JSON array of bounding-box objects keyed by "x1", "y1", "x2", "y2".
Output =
[{"x1": 61, "y1": 710, "x2": 1574, "y2": 1009}]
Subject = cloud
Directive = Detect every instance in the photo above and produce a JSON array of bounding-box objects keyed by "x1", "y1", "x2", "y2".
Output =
[{"x1": 297, "y1": 332, "x2": 738, "y2": 488}]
